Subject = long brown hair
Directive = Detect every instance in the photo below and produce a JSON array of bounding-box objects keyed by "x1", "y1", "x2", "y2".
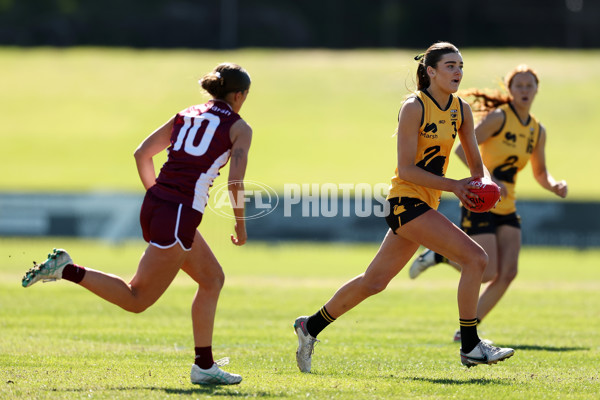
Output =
[
  {"x1": 199, "y1": 63, "x2": 251, "y2": 100},
  {"x1": 461, "y1": 64, "x2": 539, "y2": 115},
  {"x1": 414, "y1": 42, "x2": 461, "y2": 90}
]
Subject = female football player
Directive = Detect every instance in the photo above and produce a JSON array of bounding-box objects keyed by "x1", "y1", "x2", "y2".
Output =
[
  {"x1": 22, "y1": 63, "x2": 252, "y2": 385},
  {"x1": 293, "y1": 42, "x2": 515, "y2": 373},
  {"x1": 409, "y1": 65, "x2": 568, "y2": 342}
]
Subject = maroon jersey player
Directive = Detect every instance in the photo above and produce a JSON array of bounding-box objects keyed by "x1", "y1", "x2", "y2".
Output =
[
  {"x1": 22, "y1": 63, "x2": 253, "y2": 385},
  {"x1": 152, "y1": 101, "x2": 242, "y2": 214}
]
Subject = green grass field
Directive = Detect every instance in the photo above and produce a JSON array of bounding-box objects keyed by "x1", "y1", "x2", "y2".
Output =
[
  {"x1": 2, "y1": 47, "x2": 598, "y2": 198},
  {"x1": 1, "y1": 238, "x2": 599, "y2": 399},
  {"x1": 2, "y1": 47, "x2": 599, "y2": 399}
]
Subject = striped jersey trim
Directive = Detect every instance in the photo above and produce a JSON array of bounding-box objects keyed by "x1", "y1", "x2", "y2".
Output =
[{"x1": 192, "y1": 149, "x2": 231, "y2": 212}]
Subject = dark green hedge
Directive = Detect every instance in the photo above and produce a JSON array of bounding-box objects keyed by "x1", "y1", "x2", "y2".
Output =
[{"x1": 1, "y1": 0, "x2": 597, "y2": 48}]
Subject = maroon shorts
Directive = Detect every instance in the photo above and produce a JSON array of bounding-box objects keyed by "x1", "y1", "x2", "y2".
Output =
[{"x1": 140, "y1": 190, "x2": 203, "y2": 251}]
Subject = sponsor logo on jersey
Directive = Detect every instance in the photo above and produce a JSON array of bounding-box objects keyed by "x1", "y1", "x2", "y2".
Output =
[
  {"x1": 421, "y1": 122, "x2": 438, "y2": 139},
  {"x1": 210, "y1": 105, "x2": 232, "y2": 116}
]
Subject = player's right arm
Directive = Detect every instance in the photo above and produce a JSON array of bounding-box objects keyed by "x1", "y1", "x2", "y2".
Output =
[
  {"x1": 134, "y1": 117, "x2": 175, "y2": 190},
  {"x1": 455, "y1": 108, "x2": 507, "y2": 198},
  {"x1": 228, "y1": 119, "x2": 253, "y2": 246}
]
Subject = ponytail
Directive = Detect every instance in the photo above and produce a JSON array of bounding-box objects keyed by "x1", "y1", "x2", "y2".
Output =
[{"x1": 415, "y1": 42, "x2": 460, "y2": 91}]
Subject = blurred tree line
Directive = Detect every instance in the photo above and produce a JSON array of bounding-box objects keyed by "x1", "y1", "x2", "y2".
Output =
[{"x1": 1, "y1": 0, "x2": 597, "y2": 48}]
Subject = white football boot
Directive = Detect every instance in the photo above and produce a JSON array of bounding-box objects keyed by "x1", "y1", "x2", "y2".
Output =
[
  {"x1": 460, "y1": 341, "x2": 514, "y2": 367},
  {"x1": 190, "y1": 358, "x2": 242, "y2": 385},
  {"x1": 294, "y1": 316, "x2": 319, "y2": 373},
  {"x1": 22, "y1": 248, "x2": 72, "y2": 288},
  {"x1": 409, "y1": 249, "x2": 438, "y2": 279}
]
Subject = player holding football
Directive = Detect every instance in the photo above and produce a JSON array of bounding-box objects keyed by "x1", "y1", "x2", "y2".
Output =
[
  {"x1": 22, "y1": 63, "x2": 252, "y2": 385},
  {"x1": 293, "y1": 42, "x2": 515, "y2": 372},
  {"x1": 409, "y1": 65, "x2": 568, "y2": 342}
]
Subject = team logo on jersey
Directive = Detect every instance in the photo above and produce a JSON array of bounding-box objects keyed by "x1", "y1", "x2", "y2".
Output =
[
  {"x1": 393, "y1": 204, "x2": 406, "y2": 215},
  {"x1": 424, "y1": 122, "x2": 437, "y2": 133},
  {"x1": 503, "y1": 131, "x2": 517, "y2": 147}
]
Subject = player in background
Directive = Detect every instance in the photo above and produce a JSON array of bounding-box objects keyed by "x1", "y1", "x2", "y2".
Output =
[
  {"x1": 293, "y1": 42, "x2": 515, "y2": 373},
  {"x1": 22, "y1": 63, "x2": 253, "y2": 385},
  {"x1": 409, "y1": 65, "x2": 568, "y2": 342}
]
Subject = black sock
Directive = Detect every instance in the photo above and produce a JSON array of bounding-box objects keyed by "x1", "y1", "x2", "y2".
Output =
[
  {"x1": 62, "y1": 264, "x2": 86, "y2": 284},
  {"x1": 459, "y1": 318, "x2": 481, "y2": 353},
  {"x1": 306, "y1": 306, "x2": 336, "y2": 338},
  {"x1": 434, "y1": 253, "x2": 447, "y2": 264},
  {"x1": 194, "y1": 346, "x2": 214, "y2": 369}
]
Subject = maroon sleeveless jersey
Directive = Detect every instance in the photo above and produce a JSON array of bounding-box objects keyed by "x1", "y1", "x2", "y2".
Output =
[{"x1": 150, "y1": 100, "x2": 241, "y2": 212}]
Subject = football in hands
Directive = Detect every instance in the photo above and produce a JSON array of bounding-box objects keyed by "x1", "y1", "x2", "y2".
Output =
[{"x1": 464, "y1": 177, "x2": 501, "y2": 213}]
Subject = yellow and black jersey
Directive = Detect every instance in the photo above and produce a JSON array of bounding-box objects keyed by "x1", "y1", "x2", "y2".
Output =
[
  {"x1": 387, "y1": 90, "x2": 464, "y2": 209},
  {"x1": 480, "y1": 103, "x2": 540, "y2": 215}
]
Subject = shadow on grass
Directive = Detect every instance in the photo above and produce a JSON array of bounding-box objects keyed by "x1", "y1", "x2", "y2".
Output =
[
  {"x1": 162, "y1": 387, "x2": 280, "y2": 397},
  {"x1": 503, "y1": 344, "x2": 589, "y2": 352},
  {"x1": 53, "y1": 386, "x2": 285, "y2": 398},
  {"x1": 406, "y1": 377, "x2": 510, "y2": 386}
]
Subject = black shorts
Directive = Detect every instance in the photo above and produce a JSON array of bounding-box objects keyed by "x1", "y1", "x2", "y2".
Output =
[
  {"x1": 460, "y1": 206, "x2": 521, "y2": 236},
  {"x1": 385, "y1": 197, "x2": 432, "y2": 234},
  {"x1": 140, "y1": 190, "x2": 203, "y2": 251}
]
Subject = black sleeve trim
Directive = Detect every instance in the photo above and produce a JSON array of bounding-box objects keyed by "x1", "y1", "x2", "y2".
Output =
[
  {"x1": 491, "y1": 109, "x2": 506, "y2": 137},
  {"x1": 414, "y1": 95, "x2": 425, "y2": 128}
]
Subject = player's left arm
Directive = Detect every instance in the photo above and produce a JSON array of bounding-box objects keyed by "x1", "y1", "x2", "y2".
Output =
[
  {"x1": 134, "y1": 116, "x2": 175, "y2": 190},
  {"x1": 456, "y1": 99, "x2": 490, "y2": 180},
  {"x1": 530, "y1": 125, "x2": 568, "y2": 198},
  {"x1": 228, "y1": 119, "x2": 253, "y2": 246}
]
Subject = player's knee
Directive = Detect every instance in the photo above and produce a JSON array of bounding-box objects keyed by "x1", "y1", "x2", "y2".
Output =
[
  {"x1": 126, "y1": 293, "x2": 157, "y2": 313},
  {"x1": 215, "y1": 269, "x2": 225, "y2": 289},
  {"x1": 481, "y1": 271, "x2": 497, "y2": 283},
  {"x1": 208, "y1": 269, "x2": 225, "y2": 291},
  {"x1": 460, "y1": 249, "x2": 488, "y2": 275},
  {"x1": 130, "y1": 306, "x2": 148, "y2": 314},
  {"x1": 481, "y1": 264, "x2": 498, "y2": 283},
  {"x1": 360, "y1": 278, "x2": 388, "y2": 296},
  {"x1": 204, "y1": 262, "x2": 225, "y2": 289},
  {"x1": 498, "y1": 266, "x2": 518, "y2": 284},
  {"x1": 476, "y1": 249, "x2": 488, "y2": 272},
  {"x1": 196, "y1": 272, "x2": 225, "y2": 298},
  {"x1": 124, "y1": 302, "x2": 152, "y2": 314}
]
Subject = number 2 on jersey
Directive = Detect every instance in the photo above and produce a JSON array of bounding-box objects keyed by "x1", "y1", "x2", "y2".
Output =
[
  {"x1": 416, "y1": 145, "x2": 446, "y2": 176},
  {"x1": 173, "y1": 114, "x2": 220, "y2": 156}
]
